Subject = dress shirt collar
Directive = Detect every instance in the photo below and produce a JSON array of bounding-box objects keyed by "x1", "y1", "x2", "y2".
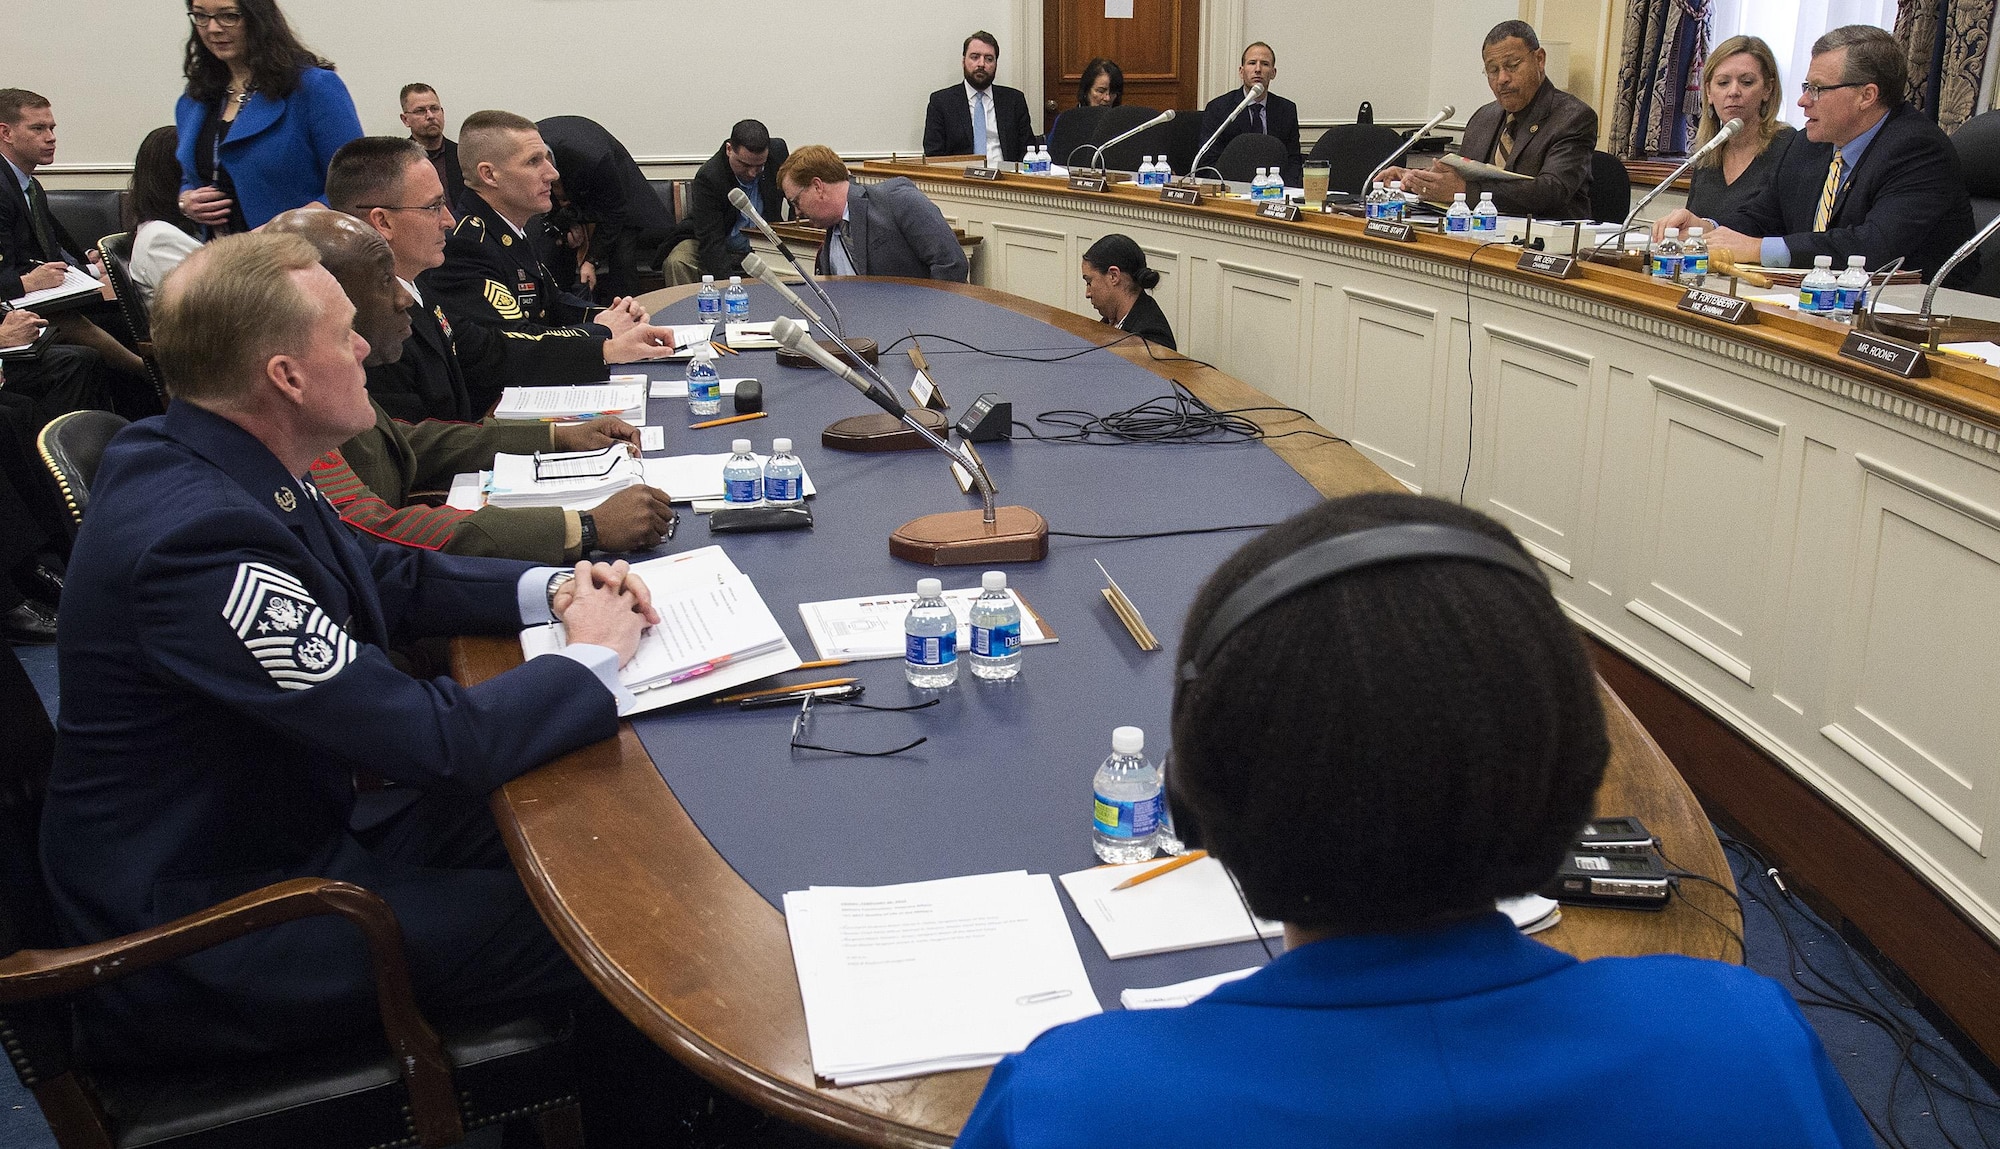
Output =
[
  {"x1": 964, "y1": 79, "x2": 995, "y2": 103},
  {"x1": 4, "y1": 154, "x2": 30, "y2": 193},
  {"x1": 400, "y1": 277, "x2": 424, "y2": 307},
  {"x1": 1836, "y1": 109, "x2": 1890, "y2": 175},
  {"x1": 1202, "y1": 912, "x2": 1576, "y2": 1010}
]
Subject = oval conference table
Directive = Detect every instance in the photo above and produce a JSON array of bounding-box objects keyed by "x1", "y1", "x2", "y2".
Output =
[{"x1": 452, "y1": 278, "x2": 1742, "y2": 1147}]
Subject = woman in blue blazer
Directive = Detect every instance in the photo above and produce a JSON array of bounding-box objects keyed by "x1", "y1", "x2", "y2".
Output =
[
  {"x1": 957, "y1": 493, "x2": 1875, "y2": 1149},
  {"x1": 175, "y1": 0, "x2": 362, "y2": 233}
]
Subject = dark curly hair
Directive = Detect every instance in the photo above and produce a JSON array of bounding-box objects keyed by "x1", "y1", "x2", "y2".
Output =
[{"x1": 183, "y1": 0, "x2": 335, "y2": 104}]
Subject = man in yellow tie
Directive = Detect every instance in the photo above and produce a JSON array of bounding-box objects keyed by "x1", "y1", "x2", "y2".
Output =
[{"x1": 1652, "y1": 25, "x2": 1975, "y2": 285}]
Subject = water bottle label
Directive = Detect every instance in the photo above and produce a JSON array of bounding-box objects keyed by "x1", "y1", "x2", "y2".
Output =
[
  {"x1": 905, "y1": 632, "x2": 956, "y2": 666},
  {"x1": 689, "y1": 378, "x2": 719, "y2": 400},
  {"x1": 697, "y1": 297, "x2": 720, "y2": 318},
  {"x1": 1685, "y1": 252, "x2": 1708, "y2": 276},
  {"x1": 725, "y1": 477, "x2": 761, "y2": 502},
  {"x1": 767, "y1": 475, "x2": 802, "y2": 501},
  {"x1": 1447, "y1": 215, "x2": 1470, "y2": 234},
  {"x1": 1799, "y1": 286, "x2": 1837, "y2": 312},
  {"x1": 1093, "y1": 792, "x2": 1161, "y2": 838},
  {"x1": 1835, "y1": 286, "x2": 1863, "y2": 312},
  {"x1": 971, "y1": 620, "x2": 1021, "y2": 657},
  {"x1": 1650, "y1": 254, "x2": 1677, "y2": 279}
]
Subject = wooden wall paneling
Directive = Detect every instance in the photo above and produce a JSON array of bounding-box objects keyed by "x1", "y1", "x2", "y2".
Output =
[
  {"x1": 1771, "y1": 437, "x2": 1853, "y2": 720},
  {"x1": 1042, "y1": 0, "x2": 1202, "y2": 129},
  {"x1": 1340, "y1": 286, "x2": 1439, "y2": 491},
  {"x1": 1475, "y1": 324, "x2": 1596, "y2": 577},
  {"x1": 1215, "y1": 257, "x2": 1306, "y2": 410},
  {"x1": 989, "y1": 221, "x2": 1072, "y2": 307}
]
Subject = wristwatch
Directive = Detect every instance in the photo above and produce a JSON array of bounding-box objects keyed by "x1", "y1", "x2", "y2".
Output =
[
  {"x1": 577, "y1": 511, "x2": 599, "y2": 555},
  {"x1": 544, "y1": 570, "x2": 575, "y2": 612}
]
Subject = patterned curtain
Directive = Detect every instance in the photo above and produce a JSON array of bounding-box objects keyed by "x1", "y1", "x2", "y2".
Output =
[
  {"x1": 1895, "y1": 0, "x2": 1995, "y2": 133},
  {"x1": 1610, "y1": 0, "x2": 1713, "y2": 158}
]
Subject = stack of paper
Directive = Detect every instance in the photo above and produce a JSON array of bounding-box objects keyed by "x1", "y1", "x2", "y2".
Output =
[
  {"x1": 648, "y1": 376, "x2": 754, "y2": 399},
  {"x1": 798, "y1": 586, "x2": 1055, "y2": 661},
  {"x1": 1121, "y1": 967, "x2": 1259, "y2": 1010},
  {"x1": 493, "y1": 382, "x2": 647, "y2": 422},
  {"x1": 13, "y1": 264, "x2": 105, "y2": 311},
  {"x1": 483, "y1": 445, "x2": 640, "y2": 508},
  {"x1": 1059, "y1": 857, "x2": 1283, "y2": 959},
  {"x1": 784, "y1": 872, "x2": 1100, "y2": 1085},
  {"x1": 642, "y1": 452, "x2": 816, "y2": 504},
  {"x1": 724, "y1": 319, "x2": 805, "y2": 350},
  {"x1": 519, "y1": 546, "x2": 800, "y2": 714}
]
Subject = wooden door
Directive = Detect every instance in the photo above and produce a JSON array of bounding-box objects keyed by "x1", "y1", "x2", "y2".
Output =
[{"x1": 1042, "y1": 0, "x2": 1202, "y2": 135}]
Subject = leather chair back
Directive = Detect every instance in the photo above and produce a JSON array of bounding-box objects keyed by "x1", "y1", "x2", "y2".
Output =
[
  {"x1": 1047, "y1": 106, "x2": 1110, "y2": 169},
  {"x1": 1215, "y1": 132, "x2": 1288, "y2": 184},
  {"x1": 1950, "y1": 110, "x2": 2000, "y2": 297},
  {"x1": 1309, "y1": 123, "x2": 1406, "y2": 194},
  {"x1": 45, "y1": 189, "x2": 123, "y2": 258},
  {"x1": 1094, "y1": 106, "x2": 1169, "y2": 172},
  {"x1": 37, "y1": 409, "x2": 128, "y2": 538},
  {"x1": 97, "y1": 233, "x2": 170, "y2": 407},
  {"x1": 1590, "y1": 151, "x2": 1633, "y2": 224},
  {"x1": 0, "y1": 640, "x2": 78, "y2": 1093}
]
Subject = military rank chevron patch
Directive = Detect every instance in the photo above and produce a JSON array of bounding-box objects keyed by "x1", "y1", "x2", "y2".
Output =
[
  {"x1": 222, "y1": 562, "x2": 359, "y2": 690},
  {"x1": 483, "y1": 279, "x2": 524, "y2": 320}
]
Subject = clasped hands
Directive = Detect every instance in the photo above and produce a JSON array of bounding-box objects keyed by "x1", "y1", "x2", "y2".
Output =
[
  {"x1": 552, "y1": 559, "x2": 660, "y2": 668},
  {"x1": 595, "y1": 296, "x2": 680, "y2": 363}
]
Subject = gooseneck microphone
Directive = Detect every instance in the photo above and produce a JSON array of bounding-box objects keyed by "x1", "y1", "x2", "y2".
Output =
[
  {"x1": 1078, "y1": 109, "x2": 1177, "y2": 174},
  {"x1": 1921, "y1": 218, "x2": 2000, "y2": 327},
  {"x1": 740, "y1": 252, "x2": 827, "y2": 330},
  {"x1": 729, "y1": 186, "x2": 848, "y2": 338},
  {"x1": 1592, "y1": 117, "x2": 1743, "y2": 256},
  {"x1": 1186, "y1": 83, "x2": 1265, "y2": 182},
  {"x1": 1359, "y1": 104, "x2": 1455, "y2": 194}
]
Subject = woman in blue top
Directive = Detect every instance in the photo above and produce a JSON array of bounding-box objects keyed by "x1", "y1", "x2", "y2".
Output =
[
  {"x1": 957, "y1": 492, "x2": 1874, "y2": 1149},
  {"x1": 175, "y1": 0, "x2": 363, "y2": 233}
]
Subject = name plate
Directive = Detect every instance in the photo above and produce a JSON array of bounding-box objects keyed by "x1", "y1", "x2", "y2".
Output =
[
  {"x1": 1676, "y1": 288, "x2": 1757, "y2": 326},
  {"x1": 1257, "y1": 201, "x2": 1301, "y2": 222},
  {"x1": 964, "y1": 166, "x2": 1004, "y2": 181},
  {"x1": 1364, "y1": 219, "x2": 1416, "y2": 242},
  {"x1": 1839, "y1": 330, "x2": 1930, "y2": 378},
  {"x1": 1160, "y1": 184, "x2": 1203, "y2": 206},
  {"x1": 1516, "y1": 250, "x2": 1578, "y2": 279},
  {"x1": 1068, "y1": 173, "x2": 1109, "y2": 193}
]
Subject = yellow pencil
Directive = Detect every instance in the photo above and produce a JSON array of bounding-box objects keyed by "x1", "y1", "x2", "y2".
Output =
[
  {"x1": 709, "y1": 340, "x2": 741, "y2": 356},
  {"x1": 689, "y1": 411, "x2": 768, "y2": 430},
  {"x1": 1111, "y1": 850, "x2": 1209, "y2": 891},
  {"x1": 795, "y1": 658, "x2": 853, "y2": 670},
  {"x1": 715, "y1": 677, "x2": 859, "y2": 703}
]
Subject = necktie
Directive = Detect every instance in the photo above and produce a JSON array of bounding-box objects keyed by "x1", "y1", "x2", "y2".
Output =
[
  {"x1": 23, "y1": 178, "x2": 58, "y2": 261},
  {"x1": 1814, "y1": 150, "x2": 1844, "y2": 231},
  {"x1": 1495, "y1": 117, "x2": 1516, "y2": 171},
  {"x1": 1251, "y1": 103, "x2": 1267, "y2": 135},
  {"x1": 972, "y1": 92, "x2": 990, "y2": 159}
]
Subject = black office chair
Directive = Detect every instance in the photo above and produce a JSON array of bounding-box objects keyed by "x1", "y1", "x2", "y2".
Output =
[
  {"x1": 0, "y1": 628, "x2": 587, "y2": 1148},
  {"x1": 1309, "y1": 123, "x2": 1406, "y2": 194},
  {"x1": 35, "y1": 409, "x2": 125, "y2": 539},
  {"x1": 1589, "y1": 151, "x2": 1633, "y2": 224},
  {"x1": 1160, "y1": 110, "x2": 1206, "y2": 178},
  {"x1": 1950, "y1": 109, "x2": 2000, "y2": 297},
  {"x1": 1094, "y1": 106, "x2": 1169, "y2": 172},
  {"x1": 96, "y1": 234, "x2": 170, "y2": 409},
  {"x1": 1215, "y1": 133, "x2": 1289, "y2": 184},
  {"x1": 1048, "y1": 106, "x2": 1110, "y2": 170},
  {"x1": 45, "y1": 190, "x2": 124, "y2": 260}
]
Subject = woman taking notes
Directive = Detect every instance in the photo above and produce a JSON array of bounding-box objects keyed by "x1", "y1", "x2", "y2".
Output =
[
  {"x1": 1684, "y1": 35, "x2": 1796, "y2": 223},
  {"x1": 1080, "y1": 234, "x2": 1176, "y2": 350},
  {"x1": 175, "y1": 0, "x2": 362, "y2": 233},
  {"x1": 957, "y1": 494, "x2": 1872, "y2": 1149}
]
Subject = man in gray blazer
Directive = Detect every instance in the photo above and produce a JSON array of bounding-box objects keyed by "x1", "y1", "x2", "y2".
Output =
[
  {"x1": 1385, "y1": 20, "x2": 1596, "y2": 220},
  {"x1": 777, "y1": 144, "x2": 969, "y2": 282}
]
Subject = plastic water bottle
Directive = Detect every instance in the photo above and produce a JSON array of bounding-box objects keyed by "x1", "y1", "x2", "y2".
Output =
[
  {"x1": 1799, "y1": 255, "x2": 1838, "y2": 315},
  {"x1": 685, "y1": 343, "x2": 721, "y2": 417},
  {"x1": 1029, "y1": 145, "x2": 1049, "y2": 174},
  {"x1": 724, "y1": 275, "x2": 750, "y2": 323},
  {"x1": 967, "y1": 570, "x2": 1022, "y2": 680},
  {"x1": 695, "y1": 275, "x2": 721, "y2": 325},
  {"x1": 1091, "y1": 726, "x2": 1161, "y2": 864},
  {"x1": 904, "y1": 578, "x2": 958, "y2": 688},
  {"x1": 1834, "y1": 255, "x2": 1869, "y2": 323},
  {"x1": 722, "y1": 438, "x2": 762, "y2": 505},
  {"x1": 1445, "y1": 192, "x2": 1471, "y2": 236},
  {"x1": 763, "y1": 437, "x2": 804, "y2": 506},
  {"x1": 1651, "y1": 227, "x2": 1682, "y2": 282},
  {"x1": 1683, "y1": 227, "x2": 1709, "y2": 287},
  {"x1": 1386, "y1": 180, "x2": 1407, "y2": 221},
  {"x1": 1473, "y1": 191, "x2": 1499, "y2": 234},
  {"x1": 1153, "y1": 756, "x2": 1188, "y2": 856}
]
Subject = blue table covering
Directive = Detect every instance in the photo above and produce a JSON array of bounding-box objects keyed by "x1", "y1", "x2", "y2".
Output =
[{"x1": 625, "y1": 281, "x2": 1325, "y2": 1008}]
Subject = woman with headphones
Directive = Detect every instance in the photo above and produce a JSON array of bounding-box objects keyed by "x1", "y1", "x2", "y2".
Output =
[{"x1": 957, "y1": 492, "x2": 1871, "y2": 1147}]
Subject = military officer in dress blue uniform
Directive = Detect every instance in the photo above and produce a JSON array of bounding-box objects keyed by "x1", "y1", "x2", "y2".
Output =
[
  {"x1": 40, "y1": 232, "x2": 663, "y2": 1065},
  {"x1": 418, "y1": 109, "x2": 653, "y2": 341}
]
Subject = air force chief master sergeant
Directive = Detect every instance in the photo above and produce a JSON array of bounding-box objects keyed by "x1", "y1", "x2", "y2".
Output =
[{"x1": 40, "y1": 232, "x2": 661, "y2": 1061}]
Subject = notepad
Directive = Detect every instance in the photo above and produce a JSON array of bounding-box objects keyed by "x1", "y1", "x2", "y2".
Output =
[
  {"x1": 492, "y1": 382, "x2": 646, "y2": 422},
  {"x1": 724, "y1": 320, "x2": 805, "y2": 350},
  {"x1": 1059, "y1": 857, "x2": 1284, "y2": 959},
  {"x1": 785, "y1": 872, "x2": 1100, "y2": 1085},
  {"x1": 797, "y1": 586, "x2": 1056, "y2": 661},
  {"x1": 1120, "y1": 967, "x2": 1260, "y2": 1010},
  {"x1": 518, "y1": 546, "x2": 800, "y2": 715},
  {"x1": 12, "y1": 264, "x2": 104, "y2": 311}
]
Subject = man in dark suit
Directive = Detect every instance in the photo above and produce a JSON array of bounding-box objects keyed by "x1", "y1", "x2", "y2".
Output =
[
  {"x1": 397, "y1": 83, "x2": 464, "y2": 214},
  {"x1": 779, "y1": 145, "x2": 968, "y2": 282},
  {"x1": 923, "y1": 31, "x2": 1036, "y2": 165},
  {"x1": 1388, "y1": 22, "x2": 1596, "y2": 220},
  {"x1": 1653, "y1": 25, "x2": 1976, "y2": 284},
  {"x1": 665, "y1": 119, "x2": 789, "y2": 284},
  {"x1": 536, "y1": 116, "x2": 678, "y2": 301},
  {"x1": 1198, "y1": 43, "x2": 1303, "y2": 186},
  {"x1": 326, "y1": 137, "x2": 678, "y2": 423}
]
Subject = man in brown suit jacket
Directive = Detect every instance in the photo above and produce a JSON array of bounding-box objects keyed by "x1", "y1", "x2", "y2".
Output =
[{"x1": 1386, "y1": 21, "x2": 1597, "y2": 220}]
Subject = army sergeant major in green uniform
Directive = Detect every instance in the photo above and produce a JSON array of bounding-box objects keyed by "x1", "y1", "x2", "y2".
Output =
[{"x1": 421, "y1": 109, "x2": 653, "y2": 340}]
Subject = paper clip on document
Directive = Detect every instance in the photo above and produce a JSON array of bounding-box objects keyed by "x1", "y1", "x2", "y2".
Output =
[{"x1": 1095, "y1": 560, "x2": 1160, "y2": 651}]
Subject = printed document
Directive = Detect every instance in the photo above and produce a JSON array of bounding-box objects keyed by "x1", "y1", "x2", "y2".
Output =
[{"x1": 798, "y1": 586, "x2": 1053, "y2": 660}]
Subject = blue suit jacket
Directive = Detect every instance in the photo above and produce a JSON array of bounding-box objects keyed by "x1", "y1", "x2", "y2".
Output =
[
  {"x1": 175, "y1": 67, "x2": 363, "y2": 230},
  {"x1": 958, "y1": 913, "x2": 1873, "y2": 1148},
  {"x1": 42, "y1": 402, "x2": 617, "y2": 1060}
]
